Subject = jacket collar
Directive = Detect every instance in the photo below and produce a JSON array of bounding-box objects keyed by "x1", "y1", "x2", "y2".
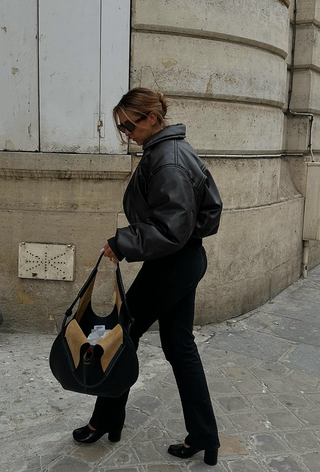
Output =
[{"x1": 142, "y1": 124, "x2": 186, "y2": 150}]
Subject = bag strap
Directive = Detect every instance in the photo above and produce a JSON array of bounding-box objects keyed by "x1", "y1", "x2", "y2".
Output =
[
  {"x1": 64, "y1": 252, "x2": 104, "y2": 318},
  {"x1": 63, "y1": 254, "x2": 133, "y2": 324},
  {"x1": 115, "y1": 264, "x2": 134, "y2": 325}
]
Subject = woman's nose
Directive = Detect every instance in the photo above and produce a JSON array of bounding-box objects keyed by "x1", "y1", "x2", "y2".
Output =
[{"x1": 125, "y1": 129, "x2": 131, "y2": 137}]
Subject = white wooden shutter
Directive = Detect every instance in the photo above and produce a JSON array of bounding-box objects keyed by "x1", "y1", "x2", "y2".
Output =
[
  {"x1": 100, "y1": 0, "x2": 130, "y2": 154},
  {"x1": 39, "y1": 0, "x2": 101, "y2": 153},
  {"x1": 0, "y1": 0, "x2": 39, "y2": 151}
]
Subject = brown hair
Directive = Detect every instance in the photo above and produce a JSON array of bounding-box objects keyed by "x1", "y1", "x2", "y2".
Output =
[{"x1": 113, "y1": 87, "x2": 168, "y2": 143}]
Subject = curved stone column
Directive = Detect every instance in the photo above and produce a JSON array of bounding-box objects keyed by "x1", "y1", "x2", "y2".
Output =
[{"x1": 128, "y1": 0, "x2": 302, "y2": 322}]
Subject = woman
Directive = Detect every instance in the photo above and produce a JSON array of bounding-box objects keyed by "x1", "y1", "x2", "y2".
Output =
[{"x1": 73, "y1": 88, "x2": 222, "y2": 466}]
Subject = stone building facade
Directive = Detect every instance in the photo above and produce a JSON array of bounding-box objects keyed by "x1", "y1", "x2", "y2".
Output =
[{"x1": 1, "y1": 0, "x2": 319, "y2": 331}]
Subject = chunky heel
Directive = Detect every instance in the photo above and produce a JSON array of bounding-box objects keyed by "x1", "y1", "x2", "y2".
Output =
[
  {"x1": 204, "y1": 449, "x2": 218, "y2": 466},
  {"x1": 108, "y1": 430, "x2": 122, "y2": 442}
]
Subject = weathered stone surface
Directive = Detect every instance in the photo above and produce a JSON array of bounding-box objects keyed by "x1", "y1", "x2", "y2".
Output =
[
  {"x1": 283, "y1": 344, "x2": 320, "y2": 376},
  {"x1": 132, "y1": 0, "x2": 290, "y2": 56},
  {"x1": 224, "y1": 367, "x2": 253, "y2": 380},
  {"x1": 216, "y1": 396, "x2": 251, "y2": 413},
  {"x1": 291, "y1": 69, "x2": 320, "y2": 113},
  {"x1": 0, "y1": 209, "x2": 116, "y2": 332},
  {"x1": 228, "y1": 458, "x2": 266, "y2": 472},
  {"x1": 295, "y1": 24, "x2": 320, "y2": 70},
  {"x1": 238, "y1": 311, "x2": 320, "y2": 347},
  {"x1": 276, "y1": 394, "x2": 311, "y2": 409},
  {"x1": 259, "y1": 297, "x2": 320, "y2": 325},
  {"x1": 2, "y1": 268, "x2": 320, "y2": 471},
  {"x1": 219, "y1": 435, "x2": 248, "y2": 456},
  {"x1": 233, "y1": 379, "x2": 266, "y2": 395},
  {"x1": 202, "y1": 157, "x2": 300, "y2": 211},
  {"x1": 228, "y1": 412, "x2": 271, "y2": 432},
  {"x1": 264, "y1": 455, "x2": 306, "y2": 472},
  {"x1": 132, "y1": 32, "x2": 287, "y2": 106},
  {"x1": 197, "y1": 198, "x2": 303, "y2": 323},
  {"x1": 247, "y1": 433, "x2": 289, "y2": 454},
  {"x1": 168, "y1": 99, "x2": 285, "y2": 154},
  {"x1": 207, "y1": 330, "x2": 293, "y2": 363},
  {"x1": 250, "y1": 394, "x2": 283, "y2": 411},
  {"x1": 283, "y1": 430, "x2": 319, "y2": 451},
  {"x1": 296, "y1": 0, "x2": 320, "y2": 25},
  {"x1": 294, "y1": 408, "x2": 320, "y2": 426},
  {"x1": 302, "y1": 452, "x2": 320, "y2": 472},
  {"x1": 265, "y1": 411, "x2": 305, "y2": 430},
  {"x1": 48, "y1": 457, "x2": 92, "y2": 472}
]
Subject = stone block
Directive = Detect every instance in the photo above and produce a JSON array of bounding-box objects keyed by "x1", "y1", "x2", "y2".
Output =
[
  {"x1": 302, "y1": 452, "x2": 320, "y2": 472},
  {"x1": 133, "y1": 441, "x2": 167, "y2": 463},
  {"x1": 265, "y1": 411, "x2": 305, "y2": 429},
  {"x1": 291, "y1": 69, "x2": 320, "y2": 113},
  {"x1": 283, "y1": 430, "x2": 319, "y2": 451},
  {"x1": 219, "y1": 435, "x2": 248, "y2": 456},
  {"x1": 215, "y1": 415, "x2": 239, "y2": 435},
  {"x1": 264, "y1": 455, "x2": 305, "y2": 472},
  {"x1": 294, "y1": 408, "x2": 320, "y2": 426},
  {"x1": 203, "y1": 157, "x2": 300, "y2": 211},
  {"x1": 132, "y1": 0, "x2": 290, "y2": 57},
  {"x1": 295, "y1": 24, "x2": 320, "y2": 69},
  {"x1": 0, "y1": 153, "x2": 129, "y2": 213},
  {"x1": 208, "y1": 330, "x2": 292, "y2": 362},
  {"x1": 289, "y1": 284, "x2": 320, "y2": 303},
  {"x1": 283, "y1": 344, "x2": 320, "y2": 376},
  {"x1": 263, "y1": 378, "x2": 300, "y2": 393},
  {"x1": 0, "y1": 209, "x2": 117, "y2": 331},
  {"x1": 276, "y1": 394, "x2": 311, "y2": 409},
  {"x1": 296, "y1": 0, "x2": 320, "y2": 25},
  {"x1": 216, "y1": 396, "x2": 251, "y2": 413},
  {"x1": 228, "y1": 458, "x2": 266, "y2": 472},
  {"x1": 285, "y1": 114, "x2": 310, "y2": 153},
  {"x1": 247, "y1": 433, "x2": 289, "y2": 454},
  {"x1": 145, "y1": 466, "x2": 183, "y2": 472},
  {"x1": 228, "y1": 412, "x2": 271, "y2": 432},
  {"x1": 224, "y1": 367, "x2": 253, "y2": 380},
  {"x1": 206, "y1": 380, "x2": 239, "y2": 395},
  {"x1": 233, "y1": 379, "x2": 266, "y2": 395},
  {"x1": 239, "y1": 311, "x2": 320, "y2": 346},
  {"x1": 197, "y1": 198, "x2": 303, "y2": 322},
  {"x1": 286, "y1": 114, "x2": 320, "y2": 156},
  {"x1": 250, "y1": 394, "x2": 283, "y2": 411},
  {"x1": 131, "y1": 32, "x2": 287, "y2": 106},
  {"x1": 259, "y1": 297, "x2": 320, "y2": 325},
  {"x1": 167, "y1": 99, "x2": 285, "y2": 154}
]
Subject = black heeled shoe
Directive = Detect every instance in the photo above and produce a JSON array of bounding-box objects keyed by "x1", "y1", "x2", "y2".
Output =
[
  {"x1": 168, "y1": 443, "x2": 218, "y2": 466},
  {"x1": 72, "y1": 425, "x2": 122, "y2": 444}
]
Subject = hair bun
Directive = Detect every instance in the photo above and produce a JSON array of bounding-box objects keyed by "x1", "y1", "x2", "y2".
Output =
[{"x1": 157, "y1": 91, "x2": 168, "y2": 115}]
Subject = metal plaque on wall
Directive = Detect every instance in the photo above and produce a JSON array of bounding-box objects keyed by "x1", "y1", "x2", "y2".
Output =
[{"x1": 18, "y1": 243, "x2": 75, "y2": 281}]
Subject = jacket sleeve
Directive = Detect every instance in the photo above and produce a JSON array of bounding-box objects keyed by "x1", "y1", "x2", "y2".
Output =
[
  {"x1": 114, "y1": 166, "x2": 196, "y2": 262},
  {"x1": 193, "y1": 167, "x2": 223, "y2": 238}
]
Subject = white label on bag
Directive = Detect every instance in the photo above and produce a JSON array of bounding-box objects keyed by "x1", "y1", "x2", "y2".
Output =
[{"x1": 93, "y1": 325, "x2": 105, "y2": 330}]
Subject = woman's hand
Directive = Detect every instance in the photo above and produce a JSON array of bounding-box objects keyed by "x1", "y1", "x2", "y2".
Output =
[{"x1": 101, "y1": 243, "x2": 119, "y2": 263}]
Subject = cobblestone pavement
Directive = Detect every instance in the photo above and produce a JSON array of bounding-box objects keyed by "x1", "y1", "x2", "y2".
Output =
[{"x1": 1, "y1": 265, "x2": 320, "y2": 472}]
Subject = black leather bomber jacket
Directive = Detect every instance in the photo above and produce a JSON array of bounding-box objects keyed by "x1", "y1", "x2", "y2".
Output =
[{"x1": 108, "y1": 124, "x2": 222, "y2": 262}]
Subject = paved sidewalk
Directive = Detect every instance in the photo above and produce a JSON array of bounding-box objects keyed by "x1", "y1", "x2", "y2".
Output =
[{"x1": 1, "y1": 265, "x2": 320, "y2": 472}]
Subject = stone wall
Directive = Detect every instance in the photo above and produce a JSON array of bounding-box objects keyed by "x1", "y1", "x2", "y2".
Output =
[
  {"x1": 126, "y1": 0, "x2": 306, "y2": 323},
  {"x1": 1, "y1": 0, "x2": 320, "y2": 331}
]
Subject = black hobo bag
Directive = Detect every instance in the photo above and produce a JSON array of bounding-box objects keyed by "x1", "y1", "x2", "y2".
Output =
[{"x1": 49, "y1": 254, "x2": 139, "y2": 397}]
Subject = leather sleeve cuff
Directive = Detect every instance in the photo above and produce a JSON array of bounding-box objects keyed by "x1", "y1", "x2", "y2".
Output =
[{"x1": 108, "y1": 237, "x2": 124, "y2": 262}]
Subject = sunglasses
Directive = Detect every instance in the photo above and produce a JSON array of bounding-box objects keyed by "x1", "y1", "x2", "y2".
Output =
[{"x1": 117, "y1": 112, "x2": 150, "y2": 133}]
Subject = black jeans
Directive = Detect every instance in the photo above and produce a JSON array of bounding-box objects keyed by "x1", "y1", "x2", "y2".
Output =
[{"x1": 90, "y1": 239, "x2": 220, "y2": 450}]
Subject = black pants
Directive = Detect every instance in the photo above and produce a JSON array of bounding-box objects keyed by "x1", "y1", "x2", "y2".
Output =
[{"x1": 90, "y1": 240, "x2": 220, "y2": 450}]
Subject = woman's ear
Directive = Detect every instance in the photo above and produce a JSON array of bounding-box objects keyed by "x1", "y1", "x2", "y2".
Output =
[{"x1": 148, "y1": 112, "x2": 158, "y2": 127}]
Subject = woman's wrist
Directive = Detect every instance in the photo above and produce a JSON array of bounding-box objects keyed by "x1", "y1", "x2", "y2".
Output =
[{"x1": 108, "y1": 237, "x2": 124, "y2": 262}]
